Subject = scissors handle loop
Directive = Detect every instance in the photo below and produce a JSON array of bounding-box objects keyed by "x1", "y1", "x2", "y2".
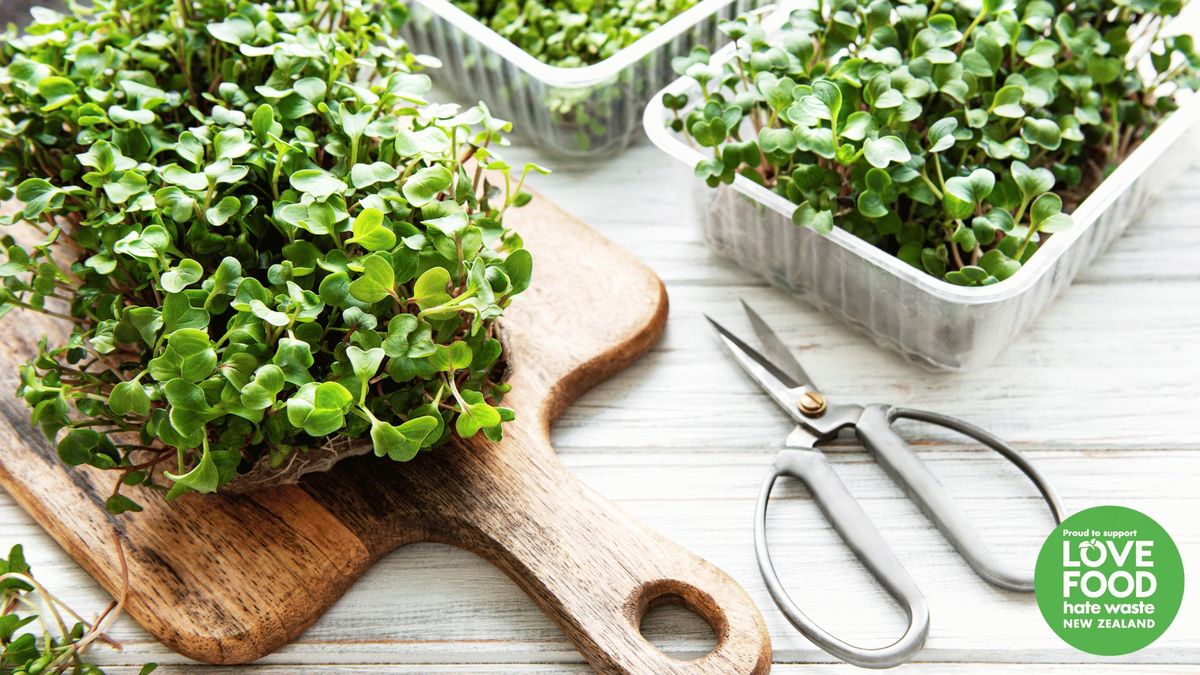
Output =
[
  {"x1": 755, "y1": 406, "x2": 1066, "y2": 668},
  {"x1": 889, "y1": 406, "x2": 1067, "y2": 523},
  {"x1": 858, "y1": 404, "x2": 1065, "y2": 592},
  {"x1": 755, "y1": 451, "x2": 930, "y2": 669}
]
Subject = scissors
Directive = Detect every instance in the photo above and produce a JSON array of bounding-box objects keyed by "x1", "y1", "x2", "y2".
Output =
[{"x1": 707, "y1": 301, "x2": 1066, "y2": 669}]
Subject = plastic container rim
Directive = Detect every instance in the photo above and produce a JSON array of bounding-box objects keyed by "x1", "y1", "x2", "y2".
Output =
[
  {"x1": 642, "y1": 11, "x2": 1200, "y2": 306},
  {"x1": 408, "y1": 0, "x2": 746, "y2": 88}
]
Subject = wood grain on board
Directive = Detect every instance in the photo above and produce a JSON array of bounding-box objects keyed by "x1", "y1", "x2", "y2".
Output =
[{"x1": 0, "y1": 191, "x2": 772, "y2": 673}]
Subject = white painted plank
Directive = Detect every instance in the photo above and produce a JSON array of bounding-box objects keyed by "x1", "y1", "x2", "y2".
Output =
[
  {"x1": 2, "y1": 450, "x2": 1196, "y2": 668},
  {"x1": 548, "y1": 282, "x2": 1200, "y2": 450}
]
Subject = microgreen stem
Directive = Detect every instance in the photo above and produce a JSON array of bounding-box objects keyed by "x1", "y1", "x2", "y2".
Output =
[
  {"x1": 1108, "y1": 101, "x2": 1122, "y2": 165},
  {"x1": 960, "y1": 9, "x2": 988, "y2": 47},
  {"x1": 1014, "y1": 224, "x2": 1039, "y2": 260},
  {"x1": 1012, "y1": 196, "x2": 1031, "y2": 226},
  {"x1": 418, "y1": 287, "x2": 478, "y2": 319},
  {"x1": 919, "y1": 170, "x2": 944, "y2": 200}
]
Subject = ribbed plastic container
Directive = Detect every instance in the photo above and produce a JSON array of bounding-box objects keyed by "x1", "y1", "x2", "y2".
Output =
[
  {"x1": 402, "y1": 0, "x2": 762, "y2": 157},
  {"x1": 645, "y1": 18, "x2": 1200, "y2": 370}
]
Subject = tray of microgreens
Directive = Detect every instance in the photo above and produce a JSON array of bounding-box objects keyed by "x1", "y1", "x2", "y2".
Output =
[
  {"x1": 0, "y1": 0, "x2": 546, "y2": 512},
  {"x1": 645, "y1": 1, "x2": 1200, "y2": 369},
  {"x1": 401, "y1": 0, "x2": 763, "y2": 155}
]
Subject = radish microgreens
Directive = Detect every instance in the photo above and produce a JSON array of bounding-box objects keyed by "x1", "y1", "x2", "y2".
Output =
[
  {"x1": 453, "y1": 0, "x2": 701, "y2": 67},
  {"x1": 667, "y1": 0, "x2": 1199, "y2": 284},
  {"x1": 0, "y1": 0, "x2": 548, "y2": 511}
]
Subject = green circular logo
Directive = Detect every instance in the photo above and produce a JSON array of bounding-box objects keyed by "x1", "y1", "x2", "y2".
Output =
[{"x1": 1035, "y1": 506, "x2": 1184, "y2": 655}]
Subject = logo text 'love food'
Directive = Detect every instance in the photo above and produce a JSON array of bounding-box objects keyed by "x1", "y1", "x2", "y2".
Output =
[
  {"x1": 1062, "y1": 535, "x2": 1156, "y2": 628},
  {"x1": 1036, "y1": 506, "x2": 1183, "y2": 655}
]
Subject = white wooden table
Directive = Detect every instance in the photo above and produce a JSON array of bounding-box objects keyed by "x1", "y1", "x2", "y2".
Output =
[{"x1": 2, "y1": 137, "x2": 1198, "y2": 674}]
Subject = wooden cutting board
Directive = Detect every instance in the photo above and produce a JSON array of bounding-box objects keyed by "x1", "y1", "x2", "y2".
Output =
[{"x1": 0, "y1": 193, "x2": 772, "y2": 673}]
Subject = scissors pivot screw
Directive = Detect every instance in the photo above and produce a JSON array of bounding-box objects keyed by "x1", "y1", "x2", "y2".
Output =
[{"x1": 797, "y1": 391, "x2": 827, "y2": 417}]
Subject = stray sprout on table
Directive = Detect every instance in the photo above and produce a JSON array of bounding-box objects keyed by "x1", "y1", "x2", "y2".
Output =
[{"x1": 1, "y1": 541, "x2": 155, "y2": 675}]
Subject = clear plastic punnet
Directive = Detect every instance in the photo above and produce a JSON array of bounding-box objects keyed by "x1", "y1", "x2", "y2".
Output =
[
  {"x1": 403, "y1": 0, "x2": 763, "y2": 157},
  {"x1": 644, "y1": 10, "x2": 1200, "y2": 370}
]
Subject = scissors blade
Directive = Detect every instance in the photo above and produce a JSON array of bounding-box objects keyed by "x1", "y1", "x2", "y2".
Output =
[
  {"x1": 706, "y1": 315, "x2": 808, "y2": 423},
  {"x1": 740, "y1": 300, "x2": 820, "y2": 394},
  {"x1": 784, "y1": 425, "x2": 823, "y2": 449}
]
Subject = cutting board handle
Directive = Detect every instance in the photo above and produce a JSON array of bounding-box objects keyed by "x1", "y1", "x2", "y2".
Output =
[{"x1": 436, "y1": 431, "x2": 772, "y2": 674}]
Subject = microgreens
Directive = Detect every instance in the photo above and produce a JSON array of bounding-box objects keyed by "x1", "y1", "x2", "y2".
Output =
[
  {"x1": 2, "y1": 543, "x2": 156, "y2": 675},
  {"x1": 667, "y1": 0, "x2": 1199, "y2": 285},
  {"x1": 448, "y1": 0, "x2": 710, "y2": 153},
  {"x1": 454, "y1": 0, "x2": 700, "y2": 67},
  {"x1": 0, "y1": 0, "x2": 549, "y2": 511}
]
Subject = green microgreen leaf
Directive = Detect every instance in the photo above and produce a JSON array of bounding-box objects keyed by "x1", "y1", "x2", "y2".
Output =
[
  {"x1": 927, "y1": 118, "x2": 958, "y2": 153},
  {"x1": 109, "y1": 380, "x2": 151, "y2": 417},
  {"x1": 241, "y1": 365, "x2": 286, "y2": 410},
  {"x1": 454, "y1": 389, "x2": 502, "y2": 438},
  {"x1": 290, "y1": 169, "x2": 347, "y2": 201},
  {"x1": 1030, "y1": 193, "x2": 1074, "y2": 233},
  {"x1": 164, "y1": 444, "x2": 220, "y2": 497},
  {"x1": 990, "y1": 85, "x2": 1027, "y2": 119},
  {"x1": 286, "y1": 381, "x2": 354, "y2": 437},
  {"x1": 402, "y1": 166, "x2": 452, "y2": 207},
  {"x1": 160, "y1": 259, "x2": 204, "y2": 294},
  {"x1": 349, "y1": 253, "x2": 396, "y2": 303},
  {"x1": 351, "y1": 162, "x2": 402, "y2": 189},
  {"x1": 1011, "y1": 160, "x2": 1056, "y2": 201},
  {"x1": 347, "y1": 345, "x2": 385, "y2": 403},
  {"x1": 370, "y1": 415, "x2": 440, "y2": 461},
  {"x1": 943, "y1": 169, "x2": 996, "y2": 219},
  {"x1": 863, "y1": 136, "x2": 912, "y2": 169},
  {"x1": 347, "y1": 208, "x2": 397, "y2": 252}
]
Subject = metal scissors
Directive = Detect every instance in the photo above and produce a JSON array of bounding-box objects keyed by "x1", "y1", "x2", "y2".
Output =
[{"x1": 707, "y1": 301, "x2": 1066, "y2": 669}]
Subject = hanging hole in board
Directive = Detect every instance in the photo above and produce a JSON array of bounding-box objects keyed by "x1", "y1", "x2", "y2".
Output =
[{"x1": 635, "y1": 582, "x2": 722, "y2": 660}]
